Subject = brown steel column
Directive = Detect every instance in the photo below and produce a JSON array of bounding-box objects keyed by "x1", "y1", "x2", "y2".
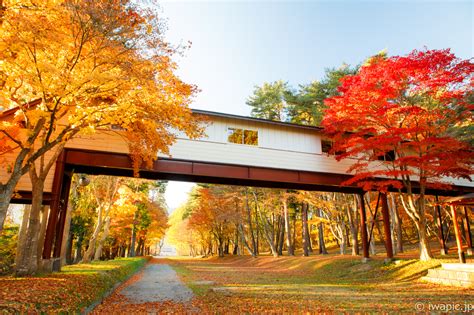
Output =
[
  {"x1": 53, "y1": 173, "x2": 72, "y2": 258},
  {"x1": 380, "y1": 193, "x2": 394, "y2": 259},
  {"x1": 463, "y1": 206, "x2": 473, "y2": 255},
  {"x1": 42, "y1": 150, "x2": 66, "y2": 259},
  {"x1": 435, "y1": 195, "x2": 448, "y2": 255},
  {"x1": 450, "y1": 205, "x2": 466, "y2": 263},
  {"x1": 358, "y1": 193, "x2": 369, "y2": 260}
]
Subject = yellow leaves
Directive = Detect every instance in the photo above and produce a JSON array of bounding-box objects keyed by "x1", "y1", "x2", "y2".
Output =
[{"x1": 1, "y1": 0, "x2": 204, "y2": 187}]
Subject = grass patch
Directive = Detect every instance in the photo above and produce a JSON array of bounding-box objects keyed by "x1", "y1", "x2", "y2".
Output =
[{"x1": 0, "y1": 257, "x2": 149, "y2": 313}]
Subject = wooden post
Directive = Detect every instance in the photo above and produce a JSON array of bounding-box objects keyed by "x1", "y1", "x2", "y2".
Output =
[
  {"x1": 463, "y1": 206, "x2": 473, "y2": 255},
  {"x1": 42, "y1": 150, "x2": 66, "y2": 259},
  {"x1": 380, "y1": 193, "x2": 394, "y2": 259},
  {"x1": 450, "y1": 205, "x2": 466, "y2": 263},
  {"x1": 435, "y1": 195, "x2": 448, "y2": 255},
  {"x1": 358, "y1": 193, "x2": 369, "y2": 261}
]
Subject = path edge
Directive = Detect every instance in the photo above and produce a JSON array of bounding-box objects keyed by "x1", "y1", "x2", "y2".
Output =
[{"x1": 81, "y1": 257, "x2": 151, "y2": 315}]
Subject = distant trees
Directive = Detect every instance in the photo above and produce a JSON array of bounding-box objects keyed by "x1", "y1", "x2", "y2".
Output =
[
  {"x1": 65, "y1": 176, "x2": 168, "y2": 263},
  {"x1": 246, "y1": 65, "x2": 357, "y2": 125},
  {"x1": 246, "y1": 81, "x2": 289, "y2": 121},
  {"x1": 167, "y1": 184, "x2": 374, "y2": 258}
]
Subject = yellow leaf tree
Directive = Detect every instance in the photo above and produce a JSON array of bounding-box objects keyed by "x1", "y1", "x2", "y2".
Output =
[{"x1": 1, "y1": 0, "x2": 202, "y2": 275}]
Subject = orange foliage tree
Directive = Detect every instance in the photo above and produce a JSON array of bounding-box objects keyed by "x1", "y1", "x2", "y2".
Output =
[
  {"x1": 106, "y1": 180, "x2": 168, "y2": 258},
  {"x1": 322, "y1": 49, "x2": 473, "y2": 260},
  {"x1": 187, "y1": 185, "x2": 240, "y2": 257},
  {"x1": 0, "y1": 0, "x2": 203, "y2": 237}
]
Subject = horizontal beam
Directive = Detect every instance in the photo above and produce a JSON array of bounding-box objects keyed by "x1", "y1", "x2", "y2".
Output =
[
  {"x1": 10, "y1": 191, "x2": 52, "y2": 205},
  {"x1": 63, "y1": 149, "x2": 473, "y2": 196},
  {"x1": 64, "y1": 149, "x2": 363, "y2": 193}
]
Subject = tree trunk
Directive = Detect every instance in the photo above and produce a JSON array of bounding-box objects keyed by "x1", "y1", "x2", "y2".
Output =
[
  {"x1": 0, "y1": 183, "x2": 18, "y2": 232},
  {"x1": 217, "y1": 236, "x2": 224, "y2": 257},
  {"x1": 60, "y1": 180, "x2": 77, "y2": 266},
  {"x1": 389, "y1": 194, "x2": 403, "y2": 253},
  {"x1": 340, "y1": 220, "x2": 347, "y2": 255},
  {"x1": 254, "y1": 203, "x2": 259, "y2": 255},
  {"x1": 224, "y1": 239, "x2": 230, "y2": 255},
  {"x1": 302, "y1": 203, "x2": 310, "y2": 256},
  {"x1": 277, "y1": 217, "x2": 284, "y2": 255},
  {"x1": 348, "y1": 197, "x2": 359, "y2": 256},
  {"x1": 129, "y1": 211, "x2": 138, "y2": 257},
  {"x1": 0, "y1": 148, "x2": 30, "y2": 232},
  {"x1": 66, "y1": 231, "x2": 74, "y2": 264},
  {"x1": 275, "y1": 215, "x2": 281, "y2": 252},
  {"x1": 37, "y1": 206, "x2": 49, "y2": 267},
  {"x1": 415, "y1": 213, "x2": 433, "y2": 261},
  {"x1": 245, "y1": 191, "x2": 257, "y2": 255},
  {"x1": 74, "y1": 234, "x2": 84, "y2": 263},
  {"x1": 83, "y1": 204, "x2": 105, "y2": 262},
  {"x1": 94, "y1": 216, "x2": 111, "y2": 260},
  {"x1": 135, "y1": 237, "x2": 143, "y2": 256},
  {"x1": 15, "y1": 178, "x2": 44, "y2": 276},
  {"x1": 258, "y1": 208, "x2": 279, "y2": 257},
  {"x1": 15, "y1": 205, "x2": 31, "y2": 271},
  {"x1": 318, "y1": 209, "x2": 328, "y2": 254},
  {"x1": 238, "y1": 223, "x2": 257, "y2": 257},
  {"x1": 400, "y1": 192, "x2": 433, "y2": 261},
  {"x1": 232, "y1": 228, "x2": 239, "y2": 255},
  {"x1": 283, "y1": 197, "x2": 294, "y2": 256}
]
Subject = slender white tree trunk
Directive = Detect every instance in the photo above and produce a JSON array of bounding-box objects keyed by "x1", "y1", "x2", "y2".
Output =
[
  {"x1": 94, "y1": 216, "x2": 111, "y2": 260},
  {"x1": 37, "y1": 206, "x2": 49, "y2": 268}
]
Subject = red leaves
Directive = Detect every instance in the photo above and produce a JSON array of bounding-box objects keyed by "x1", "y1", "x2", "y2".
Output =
[{"x1": 322, "y1": 48, "x2": 474, "y2": 191}]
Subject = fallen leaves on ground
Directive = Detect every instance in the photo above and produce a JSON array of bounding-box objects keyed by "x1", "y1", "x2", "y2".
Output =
[
  {"x1": 0, "y1": 257, "x2": 148, "y2": 313},
  {"x1": 92, "y1": 254, "x2": 473, "y2": 314}
]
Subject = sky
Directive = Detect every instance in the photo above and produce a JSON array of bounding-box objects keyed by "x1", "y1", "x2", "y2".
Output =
[{"x1": 158, "y1": 0, "x2": 473, "y2": 211}]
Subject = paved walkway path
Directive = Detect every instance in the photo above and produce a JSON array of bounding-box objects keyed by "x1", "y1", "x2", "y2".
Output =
[{"x1": 120, "y1": 263, "x2": 193, "y2": 303}]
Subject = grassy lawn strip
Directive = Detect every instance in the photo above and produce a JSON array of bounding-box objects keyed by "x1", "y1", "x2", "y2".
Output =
[{"x1": 0, "y1": 257, "x2": 149, "y2": 313}]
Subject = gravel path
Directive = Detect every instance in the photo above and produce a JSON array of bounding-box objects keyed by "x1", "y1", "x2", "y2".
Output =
[{"x1": 120, "y1": 264, "x2": 193, "y2": 303}]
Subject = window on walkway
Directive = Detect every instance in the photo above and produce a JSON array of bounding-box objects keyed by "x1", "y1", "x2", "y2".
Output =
[
  {"x1": 322, "y1": 139, "x2": 345, "y2": 156},
  {"x1": 376, "y1": 150, "x2": 396, "y2": 162},
  {"x1": 227, "y1": 128, "x2": 258, "y2": 146}
]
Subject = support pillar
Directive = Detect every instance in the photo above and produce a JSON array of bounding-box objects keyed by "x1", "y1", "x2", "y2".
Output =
[
  {"x1": 463, "y1": 207, "x2": 473, "y2": 255},
  {"x1": 450, "y1": 205, "x2": 466, "y2": 264},
  {"x1": 380, "y1": 193, "x2": 394, "y2": 260},
  {"x1": 43, "y1": 150, "x2": 66, "y2": 260},
  {"x1": 358, "y1": 193, "x2": 369, "y2": 261},
  {"x1": 53, "y1": 173, "x2": 72, "y2": 258},
  {"x1": 435, "y1": 196, "x2": 448, "y2": 255}
]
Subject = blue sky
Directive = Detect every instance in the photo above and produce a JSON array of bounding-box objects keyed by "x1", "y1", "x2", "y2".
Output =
[
  {"x1": 160, "y1": 0, "x2": 473, "y2": 117},
  {"x1": 159, "y1": 0, "x2": 473, "y2": 210}
]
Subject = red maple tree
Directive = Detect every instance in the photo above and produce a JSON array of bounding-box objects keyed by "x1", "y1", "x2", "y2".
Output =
[{"x1": 322, "y1": 48, "x2": 473, "y2": 260}]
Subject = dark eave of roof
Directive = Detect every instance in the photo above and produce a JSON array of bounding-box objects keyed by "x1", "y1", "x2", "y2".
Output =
[
  {"x1": 191, "y1": 109, "x2": 323, "y2": 132},
  {"x1": 0, "y1": 102, "x2": 323, "y2": 132}
]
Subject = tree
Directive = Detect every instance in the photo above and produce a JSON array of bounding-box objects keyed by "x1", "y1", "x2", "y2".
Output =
[
  {"x1": 322, "y1": 48, "x2": 474, "y2": 260},
  {"x1": 0, "y1": 0, "x2": 203, "y2": 234},
  {"x1": 286, "y1": 65, "x2": 357, "y2": 126},
  {"x1": 246, "y1": 81, "x2": 289, "y2": 121},
  {"x1": 187, "y1": 185, "x2": 239, "y2": 257}
]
